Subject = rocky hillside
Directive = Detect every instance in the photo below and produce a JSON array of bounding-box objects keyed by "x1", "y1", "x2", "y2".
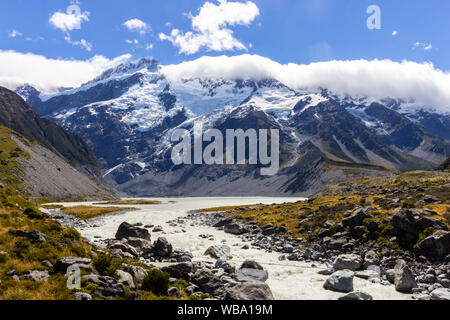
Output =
[
  {"x1": 0, "y1": 87, "x2": 116, "y2": 200},
  {"x1": 0, "y1": 87, "x2": 100, "y2": 177}
]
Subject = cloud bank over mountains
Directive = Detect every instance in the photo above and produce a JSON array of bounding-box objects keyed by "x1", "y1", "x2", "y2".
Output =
[{"x1": 0, "y1": 51, "x2": 449, "y2": 113}]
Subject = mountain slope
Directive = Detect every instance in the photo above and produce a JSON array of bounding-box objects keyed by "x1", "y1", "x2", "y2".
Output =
[
  {"x1": 0, "y1": 87, "x2": 115, "y2": 199},
  {"x1": 0, "y1": 87, "x2": 100, "y2": 176}
]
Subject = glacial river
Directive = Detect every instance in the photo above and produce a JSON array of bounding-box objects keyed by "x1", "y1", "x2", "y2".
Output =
[{"x1": 54, "y1": 197, "x2": 412, "y2": 300}]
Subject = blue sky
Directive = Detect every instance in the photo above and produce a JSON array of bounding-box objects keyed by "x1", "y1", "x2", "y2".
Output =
[{"x1": 1, "y1": 0, "x2": 449, "y2": 69}]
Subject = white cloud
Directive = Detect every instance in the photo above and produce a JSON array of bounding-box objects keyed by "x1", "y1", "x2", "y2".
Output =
[
  {"x1": 146, "y1": 44, "x2": 154, "y2": 51},
  {"x1": 123, "y1": 19, "x2": 149, "y2": 35},
  {"x1": 160, "y1": 0, "x2": 260, "y2": 55},
  {"x1": 161, "y1": 54, "x2": 450, "y2": 112},
  {"x1": 392, "y1": 30, "x2": 398, "y2": 36},
  {"x1": 0, "y1": 50, "x2": 131, "y2": 93},
  {"x1": 413, "y1": 42, "x2": 433, "y2": 51},
  {"x1": 8, "y1": 30, "x2": 23, "y2": 38},
  {"x1": 49, "y1": 8, "x2": 90, "y2": 32},
  {"x1": 64, "y1": 35, "x2": 92, "y2": 51}
]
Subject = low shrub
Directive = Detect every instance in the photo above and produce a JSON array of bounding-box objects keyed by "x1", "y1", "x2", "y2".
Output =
[
  {"x1": 24, "y1": 207, "x2": 44, "y2": 219},
  {"x1": 93, "y1": 253, "x2": 122, "y2": 277},
  {"x1": 142, "y1": 269, "x2": 170, "y2": 295},
  {"x1": 401, "y1": 201, "x2": 416, "y2": 209}
]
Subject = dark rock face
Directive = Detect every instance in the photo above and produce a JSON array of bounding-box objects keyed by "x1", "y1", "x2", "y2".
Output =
[
  {"x1": 152, "y1": 237, "x2": 173, "y2": 257},
  {"x1": 9, "y1": 230, "x2": 46, "y2": 243},
  {"x1": 342, "y1": 208, "x2": 371, "y2": 229},
  {"x1": 54, "y1": 257, "x2": 93, "y2": 274},
  {"x1": 115, "y1": 222, "x2": 150, "y2": 241},
  {"x1": 234, "y1": 268, "x2": 269, "y2": 282},
  {"x1": 392, "y1": 209, "x2": 418, "y2": 235},
  {"x1": 224, "y1": 223, "x2": 248, "y2": 235},
  {"x1": 191, "y1": 269, "x2": 227, "y2": 297},
  {"x1": 417, "y1": 231, "x2": 450, "y2": 261},
  {"x1": 225, "y1": 282, "x2": 274, "y2": 300},
  {"x1": 240, "y1": 260, "x2": 264, "y2": 270},
  {"x1": 161, "y1": 263, "x2": 195, "y2": 281}
]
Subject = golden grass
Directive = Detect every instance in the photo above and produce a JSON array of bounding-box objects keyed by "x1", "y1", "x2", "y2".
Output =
[{"x1": 61, "y1": 205, "x2": 137, "y2": 220}]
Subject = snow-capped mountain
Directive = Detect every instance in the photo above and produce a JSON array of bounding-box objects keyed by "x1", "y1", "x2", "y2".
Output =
[{"x1": 17, "y1": 58, "x2": 450, "y2": 196}]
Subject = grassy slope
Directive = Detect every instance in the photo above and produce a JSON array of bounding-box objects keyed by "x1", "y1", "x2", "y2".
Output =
[{"x1": 199, "y1": 171, "x2": 450, "y2": 249}]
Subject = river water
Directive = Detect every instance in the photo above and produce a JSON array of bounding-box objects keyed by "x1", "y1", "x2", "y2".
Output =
[{"x1": 54, "y1": 197, "x2": 411, "y2": 300}]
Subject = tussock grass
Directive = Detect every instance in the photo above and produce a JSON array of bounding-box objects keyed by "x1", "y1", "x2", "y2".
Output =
[{"x1": 60, "y1": 205, "x2": 137, "y2": 220}]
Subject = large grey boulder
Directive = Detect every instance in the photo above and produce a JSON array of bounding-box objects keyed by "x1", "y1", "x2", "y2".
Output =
[
  {"x1": 116, "y1": 270, "x2": 135, "y2": 289},
  {"x1": 152, "y1": 237, "x2": 173, "y2": 257},
  {"x1": 323, "y1": 270, "x2": 354, "y2": 293},
  {"x1": 74, "y1": 292, "x2": 92, "y2": 300},
  {"x1": 54, "y1": 257, "x2": 92, "y2": 274},
  {"x1": 161, "y1": 262, "x2": 195, "y2": 281},
  {"x1": 338, "y1": 291, "x2": 373, "y2": 300},
  {"x1": 363, "y1": 250, "x2": 380, "y2": 268},
  {"x1": 342, "y1": 208, "x2": 370, "y2": 228},
  {"x1": 108, "y1": 241, "x2": 139, "y2": 257},
  {"x1": 234, "y1": 268, "x2": 269, "y2": 282},
  {"x1": 204, "y1": 245, "x2": 232, "y2": 259},
  {"x1": 23, "y1": 270, "x2": 50, "y2": 282},
  {"x1": 392, "y1": 209, "x2": 417, "y2": 235},
  {"x1": 225, "y1": 282, "x2": 274, "y2": 300},
  {"x1": 418, "y1": 231, "x2": 450, "y2": 261},
  {"x1": 123, "y1": 264, "x2": 148, "y2": 282},
  {"x1": 224, "y1": 223, "x2": 248, "y2": 235},
  {"x1": 215, "y1": 260, "x2": 236, "y2": 274},
  {"x1": 430, "y1": 288, "x2": 450, "y2": 300},
  {"x1": 9, "y1": 230, "x2": 46, "y2": 243},
  {"x1": 115, "y1": 222, "x2": 150, "y2": 241},
  {"x1": 241, "y1": 260, "x2": 264, "y2": 270},
  {"x1": 333, "y1": 254, "x2": 362, "y2": 271},
  {"x1": 393, "y1": 260, "x2": 418, "y2": 293}
]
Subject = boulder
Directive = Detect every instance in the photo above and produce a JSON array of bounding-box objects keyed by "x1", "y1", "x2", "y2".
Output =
[
  {"x1": 23, "y1": 270, "x2": 50, "y2": 282},
  {"x1": 74, "y1": 292, "x2": 92, "y2": 300},
  {"x1": 213, "y1": 217, "x2": 233, "y2": 228},
  {"x1": 152, "y1": 237, "x2": 173, "y2": 258},
  {"x1": 234, "y1": 268, "x2": 269, "y2": 282},
  {"x1": 430, "y1": 288, "x2": 450, "y2": 300},
  {"x1": 392, "y1": 209, "x2": 417, "y2": 235},
  {"x1": 54, "y1": 257, "x2": 92, "y2": 274},
  {"x1": 363, "y1": 250, "x2": 380, "y2": 268},
  {"x1": 338, "y1": 291, "x2": 373, "y2": 300},
  {"x1": 355, "y1": 270, "x2": 380, "y2": 280},
  {"x1": 342, "y1": 208, "x2": 370, "y2": 228},
  {"x1": 108, "y1": 241, "x2": 139, "y2": 257},
  {"x1": 161, "y1": 262, "x2": 195, "y2": 281},
  {"x1": 116, "y1": 270, "x2": 135, "y2": 289},
  {"x1": 323, "y1": 270, "x2": 354, "y2": 293},
  {"x1": 393, "y1": 260, "x2": 418, "y2": 293},
  {"x1": 333, "y1": 254, "x2": 362, "y2": 271},
  {"x1": 224, "y1": 223, "x2": 247, "y2": 235},
  {"x1": 204, "y1": 245, "x2": 232, "y2": 259},
  {"x1": 215, "y1": 260, "x2": 236, "y2": 273},
  {"x1": 225, "y1": 282, "x2": 274, "y2": 300},
  {"x1": 417, "y1": 231, "x2": 450, "y2": 261},
  {"x1": 115, "y1": 222, "x2": 150, "y2": 241},
  {"x1": 123, "y1": 265, "x2": 148, "y2": 282},
  {"x1": 126, "y1": 237, "x2": 152, "y2": 250},
  {"x1": 168, "y1": 287, "x2": 182, "y2": 298},
  {"x1": 417, "y1": 217, "x2": 448, "y2": 232},
  {"x1": 240, "y1": 260, "x2": 264, "y2": 270},
  {"x1": 9, "y1": 230, "x2": 46, "y2": 243},
  {"x1": 191, "y1": 269, "x2": 226, "y2": 297}
]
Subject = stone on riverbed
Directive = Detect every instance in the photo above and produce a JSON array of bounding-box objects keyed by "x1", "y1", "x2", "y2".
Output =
[
  {"x1": 115, "y1": 222, "x2": 150, "y2": 241},
  {"x1": 393, "y1": 260, "x2": 417, "y2": 293},
  {"x1": 323, "y1": 270, "x2": 354, "y2": 293},
  {"x1": 338, "y1": 291, "x2": 373, "y2": 300},
  {"x1": 240, "y1": 260, "x2": 263, "y2": 270},
  {"x1": 152, "y1": 237, "x2": 173, "y2": 257},
  {"x1": 234, "y1": 268, "x2": 269, "y2": 282},
  {"x1": 204, "y1": 245, "x2": 232, "y2": 259},
  {"x1": 332, "y1": 254, "x2": 362, "y2": 271},
  {"x1": 225, "y1": 282, "x2": 274, "y2": 300},
  {"x1": 224, "y1": 223, "x2": 248, "y2": 235},
  {"x1": 215, "y1": 260, "x2": 236, "y2": 274},
  {"x1": 430, "y1": 288, "x2": 450, "y2": 300}
]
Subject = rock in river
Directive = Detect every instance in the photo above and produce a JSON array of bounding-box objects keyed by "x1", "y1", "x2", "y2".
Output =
[
  {"x1": 323, "y1": 270, "x2": 354, "y2": 293},
  {"x1": 115, "y1": 222, "x2": 150, "y2": 241},
  {"x1": 225, "y1": 282, "x2": 274, "y2": 300}
]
